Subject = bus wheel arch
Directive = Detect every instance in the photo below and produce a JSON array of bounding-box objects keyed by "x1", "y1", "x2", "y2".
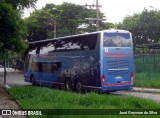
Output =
[{"x1": 65, "y1": 78, "x2": 71, "y2": 91}]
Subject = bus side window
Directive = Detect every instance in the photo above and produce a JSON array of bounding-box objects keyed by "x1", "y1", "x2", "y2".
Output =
[
  {"x1": 38, "y1": 62, "x2": 43, "y2": 72},
  {"x1": 80, "y1": 34, "x2": 98, "y2": 50},
  {"x1": 51, "y1": 62, "x2": 62, "y2": 72}
]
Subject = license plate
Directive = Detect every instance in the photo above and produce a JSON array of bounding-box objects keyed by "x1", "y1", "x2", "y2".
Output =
[{"x1": 116, "y1": 76, "x2": 122, "y2": 79}]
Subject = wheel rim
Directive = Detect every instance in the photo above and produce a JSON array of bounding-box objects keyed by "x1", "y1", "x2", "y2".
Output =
[
  {"x1": 66, "y1": 81, "x2": 69, "y2": 89},
  {"x1": 31, "y1": 77, "x2": 35, "y2": 85},
  {"x1": 65, "y1": 80, "x2": 71, "y2": 91},
  {"x1": 76, "y1": 81, "x2": 82, "y2": 92}
]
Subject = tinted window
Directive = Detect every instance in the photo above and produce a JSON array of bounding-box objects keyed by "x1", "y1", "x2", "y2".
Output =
[
  {"x1": 28, "y1": 33, "x2": 99, "y2": 55},
  {"x1": 36, "y1": 62, "x2": 62, "y2": 73},
  {"x1": 103, "y1": 33, "x2": 131, "y2": 47},
  {"x1": 52, "y1": 34, "x2": 98, "y2": 52},
  {"x1": 36, "y1": 33, "x2": 99, "y2": 54}
]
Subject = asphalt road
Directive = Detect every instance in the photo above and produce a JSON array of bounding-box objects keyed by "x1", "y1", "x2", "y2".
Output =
[
  {"x1": 0, "y1": 68, "x2": 160, "y2": 103},
  {"x1": 0, "y1": 68, "x2": 31, "y2": 87},
  {"x1": 113, "y1": 91, "x2": 160, "y2": 102}
]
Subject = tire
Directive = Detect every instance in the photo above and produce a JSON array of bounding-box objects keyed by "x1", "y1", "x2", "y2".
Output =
[
  {"x1": 31, "y1": 75, "x2": 35, "y2": 86},
  {"x1": 75, "y1": 80, "x2": 82, "y2": 93},
  {"x1": 65, "y1": 79, "x2": 71, "y2": 91}
]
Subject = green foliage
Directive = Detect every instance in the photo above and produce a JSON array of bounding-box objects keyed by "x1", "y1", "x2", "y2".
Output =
[
  {"x1": 0, "y1": 1, "x2": 28, "y2": 54},
  {"x1": 5, "y1": 0, "x2": 38, "y2": 11},
  {"x1": 25, "y1": 9, "x2": 54, "y2": 42},
  {"x1": 25, "y1": 3, "x2": 109, "y2": 42},
  {"x1": 117, "y1": 9, "x2": 160, "y2": 45},
  {"x1": 101, "y1": 22, "x2": 115, "y2": 30}
]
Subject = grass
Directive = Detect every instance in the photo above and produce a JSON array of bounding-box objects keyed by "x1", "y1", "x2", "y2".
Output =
[
  {"x1": 7, "y1": 86, "x2": 160, "y2": 118},
  {"x1": 134, "y1": 73, "x2": 160, "y2": 88},
  {"x1": 134, "y1": 54, "x2": 160, "y2": 88}
]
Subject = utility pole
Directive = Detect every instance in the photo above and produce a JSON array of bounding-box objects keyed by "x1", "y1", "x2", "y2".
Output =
[
  {"x1": 85, "y1": 0, "x2": 102, "y2": 31},
  {"x1": 96, "y1": 0, "x2": 100, "y2": 30}
]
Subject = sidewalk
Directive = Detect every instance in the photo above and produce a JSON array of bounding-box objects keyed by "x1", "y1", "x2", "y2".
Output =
[
  {"x1": 0, "y1": 82, "x2": 27, "y2": 118},
  {"x1": 132, "y1": 87, "x2": 160, "y2": 94}
]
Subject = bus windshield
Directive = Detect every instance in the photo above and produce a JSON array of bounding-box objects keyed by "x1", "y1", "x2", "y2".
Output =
[{"x1": 103, "y1": 32, "x2": 131, "y2": 47}]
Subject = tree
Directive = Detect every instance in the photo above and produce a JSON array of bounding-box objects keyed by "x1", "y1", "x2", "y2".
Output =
[
  {"x1": 58, "y1": 2, "x2": 104, "y2": 35},
  {"x1": 25, "y1": 3, "x2": 106, "y2": 42},
  {"x1": 0, "y1": 1, "x2": 28, "y2": 53},
  {"x1": 5, "y1": 0, "x2": 38, "y2": 11},
  {"x1": 25, "y1": 9, "x2": 55, "y2": 42},
  {"x1": 101, "y1": 22, "x2": 115, "y2": 30},
  {"x1": 117, "y1": 9, "x2": 160, "y2": 45},
  {"x1": 0, "y1": 0, "x2": 39, "y2": 52},
  {"x1": 0, "y1": 1, "x2": 29, "y2": 85},
  {"x1": 139, "y1": 9, "x2": 160, "y2": 44}
]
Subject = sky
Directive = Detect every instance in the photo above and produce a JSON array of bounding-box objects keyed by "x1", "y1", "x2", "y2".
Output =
[{"x1": 24, "y1": 0, "x2": 160, "y2": 23}]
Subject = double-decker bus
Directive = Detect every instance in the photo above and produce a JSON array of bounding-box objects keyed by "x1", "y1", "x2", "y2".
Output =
[{"x1": 24, "y1": 29, "x2": 134, "y2": 92}]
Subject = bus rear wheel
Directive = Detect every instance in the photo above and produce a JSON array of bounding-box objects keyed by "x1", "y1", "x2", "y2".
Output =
[
  {"x1": 65, "y1": 79, "x2": 71, "y2": 91},
  {"x1": 75, "y1": 80, "x2": 82, "y2": 93}
]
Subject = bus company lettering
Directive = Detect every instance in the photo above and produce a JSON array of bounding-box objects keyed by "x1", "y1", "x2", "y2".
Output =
[{"x1": 105, "y1": 53, "x2": 130, "y2": 60}]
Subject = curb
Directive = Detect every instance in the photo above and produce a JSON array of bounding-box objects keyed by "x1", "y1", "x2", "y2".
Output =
[{"x1": 131, "y1": 87, "x2": 160, "y2": 94}]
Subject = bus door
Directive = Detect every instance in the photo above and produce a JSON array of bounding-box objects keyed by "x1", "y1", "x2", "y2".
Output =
[{"x1": 102, "y1": 32, "x2": 133, "y2": 86}]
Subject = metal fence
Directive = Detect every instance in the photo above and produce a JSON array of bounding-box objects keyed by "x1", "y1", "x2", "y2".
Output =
[
  {"x1": 134, "y1": 45, "x2": 160, "y2": 87},
  {"x1": 135, "y1": 54, "x2": 160, "y2": 74},
  {"x1": 135, "y1": 45, "x2": 160, "y2": 74}
]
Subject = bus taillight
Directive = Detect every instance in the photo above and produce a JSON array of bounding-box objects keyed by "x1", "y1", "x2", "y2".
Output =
[
  {"x1": 130, "y1": 72, "x2": 134, "y2": 83},
  {"x1": 101, "y1": 74, "x2": 107, "y2": 86}
]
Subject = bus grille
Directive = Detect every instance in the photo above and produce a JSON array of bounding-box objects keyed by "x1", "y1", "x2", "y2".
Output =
[{"x1": 107, "y1": 60, "x2": 129, "y2": 75}]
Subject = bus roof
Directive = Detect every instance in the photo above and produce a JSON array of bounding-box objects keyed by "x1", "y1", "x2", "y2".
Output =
[{"x1": 28, "y1": 29, "x2": 130, "y2": 44}]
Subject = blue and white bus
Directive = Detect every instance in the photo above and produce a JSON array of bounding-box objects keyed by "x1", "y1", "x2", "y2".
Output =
[{"x1": 24, "y1": 29, "x2": 134, "y2": 92}]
